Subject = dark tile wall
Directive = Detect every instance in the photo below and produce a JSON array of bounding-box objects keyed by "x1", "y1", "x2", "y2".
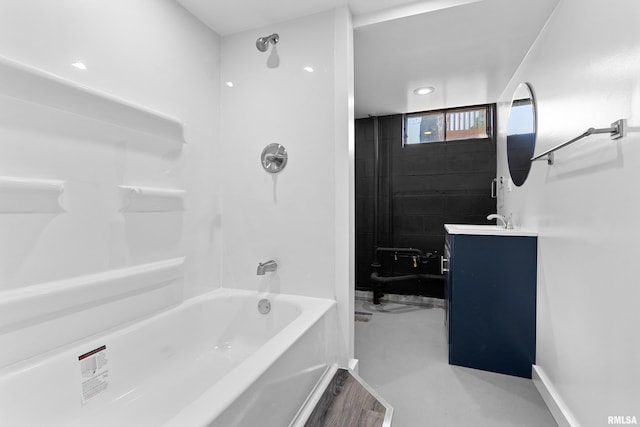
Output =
[{"x1": 355, "y1": 112, "x2": 497, "y2": 298}]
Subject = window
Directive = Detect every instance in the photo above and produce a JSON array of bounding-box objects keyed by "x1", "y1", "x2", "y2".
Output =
[
  {"x1": 404, "y1": 105, "x2": 493, "y2": 145},
  {"x1": 405, "y1": 111, "x2": 444, "y2": 143}
]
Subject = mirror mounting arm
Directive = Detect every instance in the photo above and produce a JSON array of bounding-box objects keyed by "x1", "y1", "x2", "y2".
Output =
[{"x1": 530, "y1": 119, "x2": 625, "y2": 165}]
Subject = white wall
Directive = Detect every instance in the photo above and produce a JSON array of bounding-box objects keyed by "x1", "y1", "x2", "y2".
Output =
[
  {"x1": 220, "y1": 8, "x2": 354, "y2": 361},
  {"x1": 0, "y1": 0, "x2": 221, "y2": 365},
  {"x1": 497, "y1": 0, "x2": 640, "y2": 424}
]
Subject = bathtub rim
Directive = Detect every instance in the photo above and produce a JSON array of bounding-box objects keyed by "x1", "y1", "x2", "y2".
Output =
[
  {"x1": 0, "y1": 287, "x2": 337, "y2": 426},
  {"x1": 0, "y1": 287, "x2": 326, "y2": 376},
  {"x1": 164, "y1": 287, "x2": 336, "y2": 427}
]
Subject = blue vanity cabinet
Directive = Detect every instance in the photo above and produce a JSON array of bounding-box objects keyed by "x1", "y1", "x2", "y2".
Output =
[{"x1": 445, "y1": 226, "x2": 537, "y2": 378}]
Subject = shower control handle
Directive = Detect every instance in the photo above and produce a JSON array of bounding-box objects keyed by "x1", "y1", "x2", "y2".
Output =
[
  {"x1": 440, "y1": 256, "x2": 449, "y2": 274},
  {"x1": 261, "y1": 143, "x2": 288, "y2": 173}
]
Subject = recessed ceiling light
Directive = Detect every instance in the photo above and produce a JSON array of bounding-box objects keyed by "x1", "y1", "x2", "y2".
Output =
[
  {"x1": 413, "y1": 86, "x2": 434, "y2": 95},
  {"x1": 225, "y1": 81, "x2": 234, "y2": 87},
  {"x1": 303, "y1": 66, "x2": 314, "y2": 73},
  {"x1": 71, "y1": 61, "x2": 87, "y2": 70}
]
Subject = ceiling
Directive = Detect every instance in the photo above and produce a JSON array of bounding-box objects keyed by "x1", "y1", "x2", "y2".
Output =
[
  {"x1": 176, "y1": 0, "x2": 559, "y2": 118},
  {"x1": 354, "y1": 0, "x2": 559, "y2": 117},
  {"x1": 176, "y1": 0, "x2": 479, "y2": 36}
]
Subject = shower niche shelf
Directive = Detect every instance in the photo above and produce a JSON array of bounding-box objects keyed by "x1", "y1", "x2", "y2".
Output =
[
  {"x1": 0, "y1": 176, "x2": 65, "y2": 213},
  {"x1": 0, "y1": 257, "x2": 185, "y2": 332},
  {"x1": 0, "y1": 257, "x2": 185, "y2": 368},
  {"x1": 118, "y1": 185, "x2": 185, "y2": 212},
  {"x1": 0, "y1": 55, "x2": 186, "y2": 145}
]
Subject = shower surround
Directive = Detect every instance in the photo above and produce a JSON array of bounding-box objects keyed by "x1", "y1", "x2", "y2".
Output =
[
  {"x1": 0, "y1": 1, "x2": 354, "y2": 425},
  {"x1": 219, "y1": 8, "x2": 354, "y2": 363}
]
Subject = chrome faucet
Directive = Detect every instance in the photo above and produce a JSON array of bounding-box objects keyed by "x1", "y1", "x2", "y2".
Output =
[
  {"x1": 257, "y1": 260, "x2": 277, "y2": 275},
  {"x1": 487, "y1": 213, "x2": 513, "y2": 229}
]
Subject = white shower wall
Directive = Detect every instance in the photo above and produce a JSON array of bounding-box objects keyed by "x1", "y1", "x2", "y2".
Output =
[
  {"x1": 0, "y1": 0, "x2": 221, "y2": 364},
  {"x1": 220, "y1": 8, "x2": 354, "y2": 360},
  {"x1": 497, "y1": 0, "x2": 640, "y2": 424},
  {"x1": 0, "y1": 0, "x2": 221, "y2": 295},
  {"x1": 220, "y1": 10, "x2": 344, "y2": 297}
]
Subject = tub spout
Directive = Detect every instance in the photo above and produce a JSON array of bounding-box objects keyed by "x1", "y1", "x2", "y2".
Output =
[{"x1": 257, "y1": 260, "x2": 277, "y2": 275}]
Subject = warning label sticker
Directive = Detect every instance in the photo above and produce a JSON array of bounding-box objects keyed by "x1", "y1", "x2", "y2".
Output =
[{"x1": 78, "y1": 345, "x2": 108, "y2": 404}]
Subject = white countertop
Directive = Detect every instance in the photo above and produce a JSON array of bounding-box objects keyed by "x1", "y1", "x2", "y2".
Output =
[{"x1": 445, "y1": 224, "x2": 538, "y2": 237}]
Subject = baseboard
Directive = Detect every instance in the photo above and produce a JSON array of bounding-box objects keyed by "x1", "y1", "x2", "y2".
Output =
[
  {"x1": 355, "y1": 290, "x2": 445, "y2": 308},
  {"x1": 532, "y1": 365, "x2": 579, "y2": 427},
  {"x1": 348, "y1": 358, "x2": 359, "y2": 375}
]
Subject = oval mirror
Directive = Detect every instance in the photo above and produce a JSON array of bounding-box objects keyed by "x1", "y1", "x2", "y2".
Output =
[{"x1": 506, "y1": 82, "x2": 536, "y2": 186}]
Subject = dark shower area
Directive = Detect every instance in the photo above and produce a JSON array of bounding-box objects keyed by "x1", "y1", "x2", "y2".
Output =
[{"x1": 355, "y1": 108, "x2": 497, "y2": 300}]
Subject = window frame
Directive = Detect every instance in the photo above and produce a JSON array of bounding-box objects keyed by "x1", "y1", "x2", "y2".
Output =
[{"x1": 402, "y1": 103, "x2": 495, "y2": 147}]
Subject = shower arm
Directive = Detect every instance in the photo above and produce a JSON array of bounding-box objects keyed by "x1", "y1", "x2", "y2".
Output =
[{"x1": 256, "y1": 33, "x2": 279, "y2": 52}]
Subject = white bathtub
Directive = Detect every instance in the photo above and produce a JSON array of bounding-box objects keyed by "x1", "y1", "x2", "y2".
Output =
[{"x1": 0, "y1": 288, "x2": 338, "y2": 426}]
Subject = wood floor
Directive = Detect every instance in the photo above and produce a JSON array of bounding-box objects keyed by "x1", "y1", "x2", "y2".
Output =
[{"x1": 304, "y1": 369, "x2": 386, "y2": 427}]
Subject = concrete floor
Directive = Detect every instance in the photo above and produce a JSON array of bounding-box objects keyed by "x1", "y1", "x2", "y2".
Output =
[{"x1": 354, "y1": 297, "x2": 557, "y2": 427}]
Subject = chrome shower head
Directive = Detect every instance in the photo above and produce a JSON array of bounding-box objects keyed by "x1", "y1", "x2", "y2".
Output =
[{"x1": 256, "y1": 33, "x2": 279, "y2": 52}]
